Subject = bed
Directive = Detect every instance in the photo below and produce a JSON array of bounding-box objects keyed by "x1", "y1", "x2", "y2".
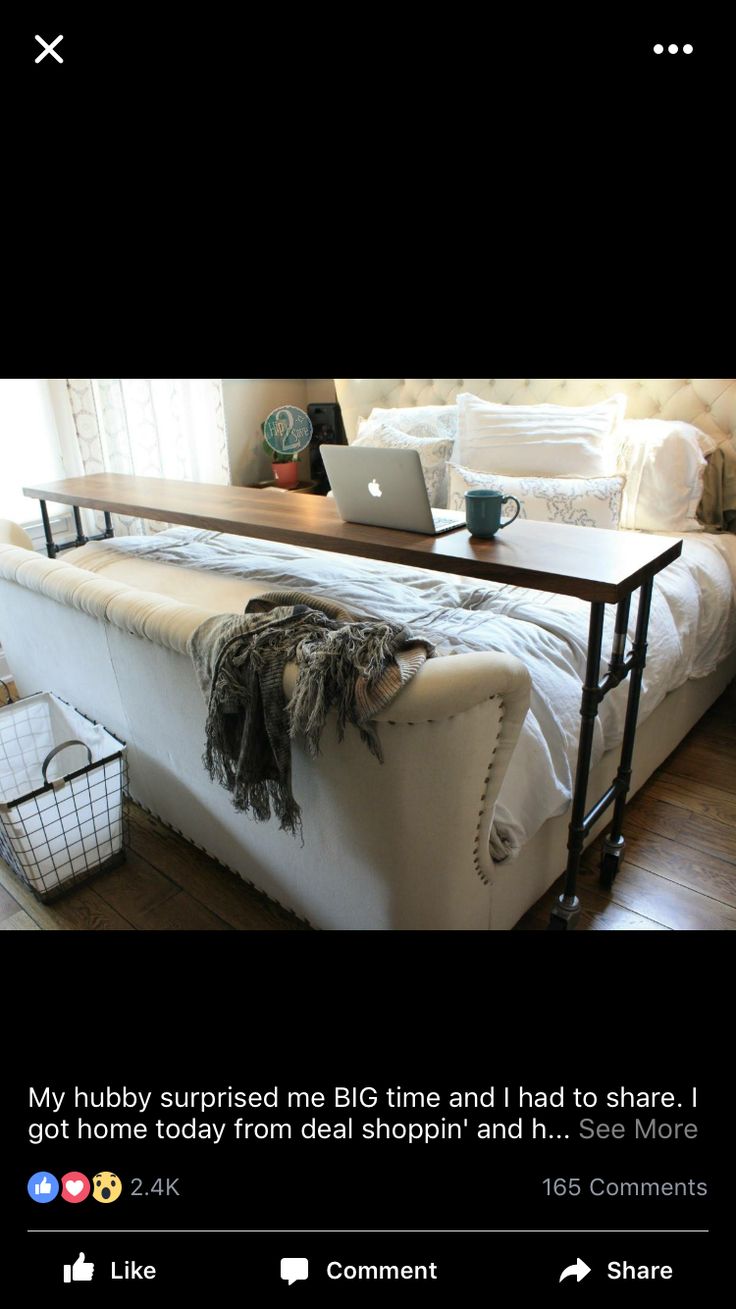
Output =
[
  {"x1": 1, "y1": 378, "x2": 735, "y2": 930},
  {"x1": 333, "y1": 378, "x2": 736, "y2": 925}
]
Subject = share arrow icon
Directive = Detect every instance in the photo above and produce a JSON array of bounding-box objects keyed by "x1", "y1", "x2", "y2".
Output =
[{"x1": 559, "y1": 1258, "x2": 591, "y2": 1283}]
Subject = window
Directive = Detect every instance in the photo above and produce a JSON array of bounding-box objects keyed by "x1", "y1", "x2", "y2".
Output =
[{"x1": 0, "y1": 380, "x2": 67, "y2": 526}]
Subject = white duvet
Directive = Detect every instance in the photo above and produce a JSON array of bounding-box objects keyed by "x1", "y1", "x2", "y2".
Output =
[{"x1": 97, "y1": 528, "x2": 736, "y2": 863}]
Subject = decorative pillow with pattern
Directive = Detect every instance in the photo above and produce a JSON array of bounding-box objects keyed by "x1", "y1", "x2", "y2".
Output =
[
  {"x1": 448, "y1": 463, "x2": 625, "y2": 530},
  {"x1": 359, "y1": 405, "x2": 459, "y2": 442},
  {"x1": 353, "y1": 422, "x2": 455, "y2": 508}
]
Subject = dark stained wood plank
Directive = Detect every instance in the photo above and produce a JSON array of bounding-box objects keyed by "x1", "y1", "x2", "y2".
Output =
[
  {"x1": 676, "y1": 811, "x2": 736, "y2": 865},
  {"x1": 623, "y1": 796, "x2": 736, "y2": 866},
  {"x1": 675, "y1": 806, "x2": 733, "y2": 869},
  {"x1": 691, "y1": 719, "x2": 736, "y2": 751},
  {"x1": 646, "y1": 773, "x2": 736, "y2": 827},
  {"x1": 594, "y1": 859, "x2": 736, "y2": 931},
  {"x1": 660, "y1": 740, "x2": 736, "y2": 794},
  {"x1": 618, "y1": 828, "x2": 736, "y2": 907},
  {"x1": 92, "y1": 849, "x2": 180, "y2": 922},
  {"x1": 44, "y1": 886, "x2": 135, "y2": 931},
  {"x1": 22, "y1": 472, "x2": 682, "y2": 603},
  {"x1": 621, "y1": 794, "x2": 688, "y2": 841},
  {"x1": 134, "y1": 890, "x2": 232, "y2": 931},
  {"x1": 127, "y1": 805, "x2": 311, "y2": 931}
]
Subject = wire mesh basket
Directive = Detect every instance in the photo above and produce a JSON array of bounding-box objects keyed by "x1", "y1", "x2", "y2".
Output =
[{"x1": 0, "y1": 692, "x2": 127, "y2": 902}]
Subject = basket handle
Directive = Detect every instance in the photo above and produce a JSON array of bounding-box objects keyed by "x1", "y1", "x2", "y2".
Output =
[{"x1": 41, "y1": 739, "x2": 93, "y2": 785}]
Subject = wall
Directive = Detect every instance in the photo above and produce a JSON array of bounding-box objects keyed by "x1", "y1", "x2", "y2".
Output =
[
  {"x1": 223, "y1": 379, "x2": 338, "y2": 485},
  {"x1": 306, "y1": 378, "x2": 337, "y2": 404}
]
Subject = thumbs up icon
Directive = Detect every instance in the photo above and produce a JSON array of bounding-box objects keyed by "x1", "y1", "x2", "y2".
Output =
[
  {"x1": 27, "y1": 1171, "x2": 59, "y2": 1203},
  {"x1": 64, "y1": 1253, "x2": 95, "y2": 1283}
]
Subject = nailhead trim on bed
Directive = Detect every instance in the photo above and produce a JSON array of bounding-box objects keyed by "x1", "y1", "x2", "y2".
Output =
[
  {"x1": 474, "y1": 700, "x2": 505, "y2": 887},
  {"x1": 385, "y1": 694, "x2": 505, "y2": 888}
]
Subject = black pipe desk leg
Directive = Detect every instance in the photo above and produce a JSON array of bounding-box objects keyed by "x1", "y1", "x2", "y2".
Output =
[
  {"x1": 549, "y1": 600, "x2": 606, "y2": 931},
  {"x1": 600, "y1": 577, "x2": 655, "y2": 888},
  {"x1": 607, "y1": 595, "x2": 631, "y2": 681},
  {"x1": 39, "y1": 500, "x2": 57, "y2": 558},
  {"x1": 103, "y1": 511, "x2": 114, "y2": 539},
  {"x1": 73, "y1": 506, "x2": 88, "y2": 548}
]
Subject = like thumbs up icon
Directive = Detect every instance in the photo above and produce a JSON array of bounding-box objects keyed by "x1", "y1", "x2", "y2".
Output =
[{"x1": 64, "y1": 1253, "x2": 95, "y2": 1283}]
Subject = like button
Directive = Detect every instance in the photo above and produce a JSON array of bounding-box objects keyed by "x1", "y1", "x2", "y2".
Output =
[
  {"x1": 64, "y1": 1253, "x2": 94, "y2": 1283},
  {"x1": 28, "y1": 1172, "x2": 59, "y2": 1203}
]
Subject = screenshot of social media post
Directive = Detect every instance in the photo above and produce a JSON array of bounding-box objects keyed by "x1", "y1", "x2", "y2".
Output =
[
  {"x1": 6, "y1": 935, "x2": 724, "y2": 1298},
  {"x1": 0, "y1": 364, "x2": 732, "y2": 1299}
]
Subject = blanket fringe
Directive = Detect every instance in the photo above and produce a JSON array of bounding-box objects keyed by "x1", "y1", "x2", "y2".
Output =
[{"x1": 191, "y1": 593, "x2": 433, "y2": 838}]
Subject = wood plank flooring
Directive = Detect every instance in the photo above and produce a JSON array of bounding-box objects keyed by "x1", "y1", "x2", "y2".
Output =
[{"x1": 2, "y1": 681, "x2": 734, "y2": 932}]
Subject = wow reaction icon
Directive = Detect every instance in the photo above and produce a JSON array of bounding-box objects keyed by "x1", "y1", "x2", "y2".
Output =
[{"x1": 92, "y1": 1171, "x2": 123, "y2": 1203}]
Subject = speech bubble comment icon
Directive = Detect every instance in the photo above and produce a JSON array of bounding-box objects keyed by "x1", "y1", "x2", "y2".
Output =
[{"x1": 281, "y1": 1257, "x2": 309, "y2": 1286}]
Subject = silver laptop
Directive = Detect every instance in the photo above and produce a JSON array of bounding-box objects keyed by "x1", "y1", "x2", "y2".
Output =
[{"x1": 321, "y1": 446, "x2": 466, "y2": 536}]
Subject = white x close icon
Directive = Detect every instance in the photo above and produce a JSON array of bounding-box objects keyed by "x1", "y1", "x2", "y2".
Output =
[{"x1": 35, "y1": 34, "x2": 64, "y2": 64}]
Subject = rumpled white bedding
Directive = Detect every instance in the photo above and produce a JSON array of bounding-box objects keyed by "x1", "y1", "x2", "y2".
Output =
[{"x1": 92, "y1": 527, "x2": 736, "y2": 863}]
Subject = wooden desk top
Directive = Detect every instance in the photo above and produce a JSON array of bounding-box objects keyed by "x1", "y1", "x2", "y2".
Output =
[{"x1": 24, "y1": 473, "x2": 683, "y2": 603}]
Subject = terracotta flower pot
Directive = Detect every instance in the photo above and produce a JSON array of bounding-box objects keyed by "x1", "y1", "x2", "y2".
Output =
[{"x1": 273, "y1": 461, "x2": 299, "y2": 488}]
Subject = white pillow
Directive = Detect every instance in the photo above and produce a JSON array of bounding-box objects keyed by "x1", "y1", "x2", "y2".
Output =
[
  {"x1": 616, "y1": 419, "x2": 708, "y2": 532},
  {"x1": 359, "y1": 405, "x2": 458, "y2": 441},
  {"x1": 449, "y1": 463, "x2": 625, "y2": 530},
  {"x1": 456, "y1": 392, "x2": 626, "y2": 478},
  {"x1": 353, "y1": 421, "x2": 455, "y2": 508}
]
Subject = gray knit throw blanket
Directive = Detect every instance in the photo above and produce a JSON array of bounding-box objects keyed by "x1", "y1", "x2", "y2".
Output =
[{"x1": 189, "y1": 591, "x2": 434, "y2": 837}]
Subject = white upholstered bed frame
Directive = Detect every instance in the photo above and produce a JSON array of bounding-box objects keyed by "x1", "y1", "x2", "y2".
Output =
[{"x1": 334, "y1": 378, "x2": 736, "y2": 927}]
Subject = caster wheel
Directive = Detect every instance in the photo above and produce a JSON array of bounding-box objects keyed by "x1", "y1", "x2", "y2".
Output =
[{"x1": 600, "y1": 851, "x2": 620, "y2": 889}]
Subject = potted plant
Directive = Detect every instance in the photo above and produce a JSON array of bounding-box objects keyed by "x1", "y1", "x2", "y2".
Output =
[{"x1": 261, "y1": 430, "x2": 300, "y2": 488}]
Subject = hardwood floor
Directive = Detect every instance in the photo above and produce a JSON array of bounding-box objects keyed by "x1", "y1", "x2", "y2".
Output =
[{"x1": 2, "y1": 681, "x2": 734, "y2": 932}]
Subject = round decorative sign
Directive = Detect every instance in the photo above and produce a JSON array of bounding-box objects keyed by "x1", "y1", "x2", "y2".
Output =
[{"x1": 263, "y1": 405, "x2": 313, "y2": 457}]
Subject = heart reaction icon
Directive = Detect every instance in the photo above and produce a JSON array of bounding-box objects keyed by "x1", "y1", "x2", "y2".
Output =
[{"x1": 61, "y1": 1172, "x2": 91, "y2": 1203}]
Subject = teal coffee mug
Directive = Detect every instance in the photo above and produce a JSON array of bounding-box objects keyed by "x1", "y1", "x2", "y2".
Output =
[{"x1": 465, "y1": 489, "x2": 521, "y2": 538}]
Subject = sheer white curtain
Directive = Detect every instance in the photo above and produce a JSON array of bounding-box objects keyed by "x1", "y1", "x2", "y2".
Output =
[
  {"x1": 0, "y1": 380, "x2": 68, "y2": 525},
  {"x1": 65, "y1": 379, "x2": 230, "y2": 535}
]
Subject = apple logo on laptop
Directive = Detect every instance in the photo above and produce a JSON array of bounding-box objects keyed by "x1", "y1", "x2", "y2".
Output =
[{"x1": 368, "y1": 479, "x2": 382, "y2": 498}]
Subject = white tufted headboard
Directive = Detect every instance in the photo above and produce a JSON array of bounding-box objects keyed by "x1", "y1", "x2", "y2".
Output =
[{"x1": 334, "y1": 379, "x2": 736, "y2": 446}]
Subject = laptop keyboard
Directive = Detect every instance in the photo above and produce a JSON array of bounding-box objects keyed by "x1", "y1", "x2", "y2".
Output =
[{"x1": 431, "y1": 509, "x2": 466, "y2": 533}]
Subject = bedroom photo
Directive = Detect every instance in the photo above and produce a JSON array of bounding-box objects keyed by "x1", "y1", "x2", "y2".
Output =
[{"x1": 1, "y1": 377, "x2": 734, "y2": 933}]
